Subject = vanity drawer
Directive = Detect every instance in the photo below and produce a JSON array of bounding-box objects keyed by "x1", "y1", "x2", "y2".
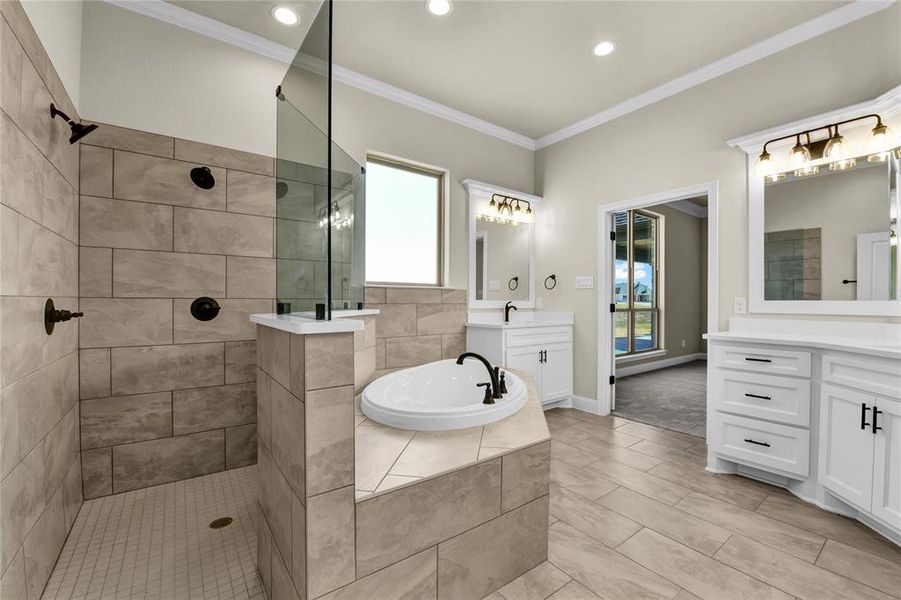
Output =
[
  {"x1": 712, "y1": 413, "x2": 810, "y2": 478},
  {"x1": 504, "y1": 326, "x2": 572, "y2": 348},
  {"x1": 712, "y1": 370, "x2": 810, "y2": 427},
  {"x1": 821, "y1": 353, "x2": 901, "y2": 399},
  {"x1": 712, "y1": 345, "x2": 811, "y2": 378}
]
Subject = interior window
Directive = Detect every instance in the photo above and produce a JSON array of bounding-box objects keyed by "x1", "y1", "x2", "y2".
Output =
[
  {"x1": 365, "y1": 157, "x2": 444, "y2": 286},
  {"x1": 614, "y1": 209, "x2": 661, "y2": 356}
]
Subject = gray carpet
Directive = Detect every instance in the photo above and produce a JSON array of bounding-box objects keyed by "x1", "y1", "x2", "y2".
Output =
[{"x1": 613, "y1": 360, "x2": 707, "y2": 438}]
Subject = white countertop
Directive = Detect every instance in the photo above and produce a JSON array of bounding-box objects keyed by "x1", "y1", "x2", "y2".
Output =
[
  {"x1": 705, "y1": 318, "x2": 901, "y2": 359},
  {"x1": 250, "y1": 313, "x2": 365, "y2": 334},
  {"x1": 466, "y1": 310, "x2": 573, "y2": 330}
]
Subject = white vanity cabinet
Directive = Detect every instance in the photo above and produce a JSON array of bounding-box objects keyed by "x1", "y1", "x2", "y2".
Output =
[
  {"x1": 706, "y1": 320, "x2": 901, "y2": 544},
  {"x1": 467, "y1": 317, "x2": 573, "y2": 406}
]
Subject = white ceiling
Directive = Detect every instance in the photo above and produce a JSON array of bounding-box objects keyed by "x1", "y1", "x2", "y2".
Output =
[{"x1": 165, "y1": 0, "x2": 853, "y2": 141}]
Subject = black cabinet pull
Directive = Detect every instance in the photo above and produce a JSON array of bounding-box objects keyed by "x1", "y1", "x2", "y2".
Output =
[
  {"x1": 744, "y1": 393, "x2": 771, "y2": 400},
  {"x1": 744, "y1": 438, "x2": 771, "y2": 448},
  {"x1": 873, "y1": 407, "x2": 883, "y2": 434},
  {"x1": 861, "y1": 403, "x2": 870, "y2": 430},
  {"x1": 543, "y1": 350, "x2": 548, "y2": 364},
  {"x1": 744, "y1": 357, "x2": 772, "y2": 363}
]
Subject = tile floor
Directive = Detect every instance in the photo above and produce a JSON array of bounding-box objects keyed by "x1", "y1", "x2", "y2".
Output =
[
  {"x1": 42, "y1": 411, "x2": 901, "y2": 600},
  {"x1": 42, "y1": 466, "x2": 261, "y2": 600},
  {"x1": 613, "y1": 360, "x2": 707, "y2": 437}
]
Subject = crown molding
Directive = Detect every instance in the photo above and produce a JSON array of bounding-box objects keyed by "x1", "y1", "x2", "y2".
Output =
[
  {"x1": 461, "y1": 179, "x2": 543, "y2": 204},
  {"x1": 534, "y1": 0, "x2": 895, "y2": 150},
  {"x1": 103, "y1": 0, "x2": 891, "y2": 155},
  {"x1": 727, "y1": 84, "x2": 901, "y2": 152},
  {"x1": 102, "y1": 0, "x2": 535, "y2": 150}
]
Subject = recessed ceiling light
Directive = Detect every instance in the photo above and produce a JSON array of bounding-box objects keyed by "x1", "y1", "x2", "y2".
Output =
[
  {"x1": 271, "y1": 6, "x2": 299, "y2": 26},
  {"x1": 592, "y1": 41, "x2": 616, "y2": 57},
  {"x1": 426, "y1": 0, "x2": 452, "y2": 16}
]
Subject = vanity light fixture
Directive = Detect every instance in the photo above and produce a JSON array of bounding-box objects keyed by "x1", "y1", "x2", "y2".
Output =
[
  {"x1": 426, "y1": 0, "x2": 452, "y2": 16},
  {"x1": 757, "y1": 113, "x2": 899, "y2": 180},
  {"x1": 480, "y1": 193, "x2": 533, "y2": 225},
  {"x1": 318, "y1": 201, "x2": 354, "y2": 230},
  {"x1": 271, "y1": 5, "x2": 299, "y2": 26}
]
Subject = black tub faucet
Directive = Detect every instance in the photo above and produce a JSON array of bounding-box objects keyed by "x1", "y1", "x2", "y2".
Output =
[
  {"x1": 456, "y1": 352, "x2": 503, "y2": 401},
  {"x1": 504, "y1": 301, "x2": 518, "y2": 323}
]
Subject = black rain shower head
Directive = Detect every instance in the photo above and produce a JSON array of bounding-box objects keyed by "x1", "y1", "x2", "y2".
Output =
[
  {"x1": 49, "y1": 104, "x2": 98, "y2": 144},
  {"x1": 190, "y1": 166, "x2": 216, "y2": 189}
]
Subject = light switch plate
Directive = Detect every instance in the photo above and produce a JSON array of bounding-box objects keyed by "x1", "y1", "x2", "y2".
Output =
[
  {"x1": 575, "y1": 276, "x2": 594, "y2": 289},
  {"x1": 733, "y1": 296, "x2": 747, "y2": 314}
]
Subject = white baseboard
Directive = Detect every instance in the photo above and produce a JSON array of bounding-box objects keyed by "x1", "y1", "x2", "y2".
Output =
[
  {"x1": 616, "y1": 352, "x2": 706, "y2": 378},
  {"x1": 571, "y1": 395, "x2": 608, "y2": 415}
]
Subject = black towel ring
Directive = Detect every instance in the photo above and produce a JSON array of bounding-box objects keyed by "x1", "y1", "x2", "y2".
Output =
[
  {"x1": 544, "y1": 274, "x2": 557, "y2": 290},
  {"x1": 508, "y1": 276, "x2": 519, "y2": 291}
]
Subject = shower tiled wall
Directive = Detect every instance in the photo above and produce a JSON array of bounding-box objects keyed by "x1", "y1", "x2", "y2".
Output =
[
  {"x1": 364, "y1": 286, "x2": 467, "y2": 380},
  {"x1": 77, "y1": 123, "x2": 277, "y2": 498},
  {"x1": 0, "y1": 2, "x2": 83, "y2": 598}
]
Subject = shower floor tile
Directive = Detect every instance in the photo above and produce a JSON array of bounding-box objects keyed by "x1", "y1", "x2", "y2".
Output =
[{"x1": 42, "y1": 466, "x2": 261, "y2": 600}]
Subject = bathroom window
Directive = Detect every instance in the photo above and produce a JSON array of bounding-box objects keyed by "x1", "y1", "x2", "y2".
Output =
[
  {"x1": 614, "y1": 210, "x2": 661, "y2": 356},
  {"x1": 365, "y1": 156, "x2": 446, "y2": 286}
]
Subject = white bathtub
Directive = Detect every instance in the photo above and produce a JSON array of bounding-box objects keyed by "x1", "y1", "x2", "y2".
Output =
[{"x1": 361, "y1": 359, "x2": 528, "y2": 431}]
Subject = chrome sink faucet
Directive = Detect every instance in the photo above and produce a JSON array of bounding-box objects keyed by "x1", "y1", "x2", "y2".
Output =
[
  {"x1": 456, "y1": 352, "x2": 503, "y2": 402},
  {"x1": 504, "y1": 301, "x2": 518, "y2": 323}
]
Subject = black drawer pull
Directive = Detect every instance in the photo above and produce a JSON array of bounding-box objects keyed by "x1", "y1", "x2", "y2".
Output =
[
  {"x1": 873, "y1": 407, "x2": 883, "y2": 434},
  {"x1": 744, "y1": 393, "x2": 771, "y2": 400},
  {"x1": 744, "y1": 357, "x2": 772, "y2": 363},
  {"x1": 744, "y1": 438, "x2": 771, "y2": 448},
  {"x1": 861, "y1": 403, "x2": 870, "y2": 431}
]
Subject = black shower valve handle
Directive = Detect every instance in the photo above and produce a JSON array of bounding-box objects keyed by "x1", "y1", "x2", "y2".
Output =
[{"x1": 44, "y1": 298, "x2": 83, "y2": 335}]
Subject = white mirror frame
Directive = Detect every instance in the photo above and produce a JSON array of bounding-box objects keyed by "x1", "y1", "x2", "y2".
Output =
[
  {"x1": 462, "y1": 179, "x2": 541, "y2": 309},
  {"x1": 728, "y1": 85, "x2": 901, "y2": 317}
]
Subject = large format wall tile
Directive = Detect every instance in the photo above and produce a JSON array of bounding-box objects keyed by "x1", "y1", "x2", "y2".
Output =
[
  {"x1": 0, "y1": 112, "x2": 43, "y2": 223},
  {"x1": 318, "y1": 547, "x2": 437, "y2": 600},
  {"x1": 306, "y1": 486, "x2": 356, "y2": 598},
  {"x1": 173, "y1": 207, "x2": 273, "y2": 258},
  {"x1": 502, "y1": 441, "x2": 550, "y2": 512},
  {"x1": 257, "y1": 324, "x2": 289, "y2": 387},
  {"x1": 79, "y1": 298, "x2": 173, "y2": 348},
  {"x1": 78, "y1": 247, "x2": 111, "y2": 297},
  {"x1": 258, "y1": 446, "x2": 293, "y2": 564},
  {"x1": 372, "y1": 303, "x2": 416, "y2": 338},
  {"x1": 174, "y1": 139, "x2": 274, "y2": 176},
  {"x1": 80, "y1": 392, "x2": 172, "y2": 449},
  {"x1": 305, "y1": 333, "x2": 353, "y2": 390},
  {"x1": 290, "y1": 493, "x2": 306, "y2": 596},
  {"x1": 80, "y1": 448, "x2": 111, "y2": 499},
  {"x1": 113, "y1": 150, "x2": 226, "y2": 210},
  {"x1": 438, "y1": 495, "x2": 549, "y2": 600},
  {"x1": 112, "y1": 429, "x2": 224, "y2": 493},
  {"x1": 22, "y1": 488, "x2": 67, "y2": 600},
  {"x1": 0, "y1": 17, "x2": 23, "y2": 121},
  {"x1": 385, "y1": 287, "x2": 442, "y2": 304},
  {"x1": 305, "y1": 385, "x2": 354, "y2": 496},
  {"x1": 16, "y1": 215, "x2": 77, "y2": 296},
  {"x1": 355, "y1": 458, "x2": 502, "y2": 576},
  {"x1": 172, "y1": 383, "x2": 256, "y2": 435},
  {"x1": 1, "y1": 206, "x2": 18, "y2": 296},
  {"x1": 225, "y1": 424, "x2": 257, "y2": 469},
  {"x1": 227, "y1": 170, "x2": 276, "y2": 217},
  {"x1": 270, "y1": 381, "x2": 305, "y2": 498},
  {"x1": 225, "y1": 340, "x2": 257, "y2": 384},
  {"x1": 80, "y1": 145, "x2": 112, "y2": 197},
  {"x1": 111, "y1": 342, "x2": 224, "y2": 395},
  {"x1": 79, "y1": 348, "x2": 110, "y2": 399},
  {"x1": 173, "y1": 298, "x2": 269, "y2": 343},
  {"x1": 84, "y1": 124, "x2": 174, "y2": 158},
  {"x1": 113, "y1": 249, "x2": 226, "y2": 298},
  {"x1": 0, "y1": 444, "x2": 45, "y2": 575},
  {"x1": 1, "y1": 296, "x2": 78, "y2": 388},
  {"x1": 42, "y1": 161, "x2": 77, "y2": 243},
  {"x1": 42, "y1": 405, "x2": 79, "y2": 500},
  {"x1": 80, "y1": 195, "x2": 173, "y2": 250},
  {"x1": 385, "y1": 335, "x2": 441, "y2": 368},
  {"x1": 417, "y1": 304, "x2": 466, "y2": 335},
  {"x1": 227, "y1": 256, "x2": 275, "y2": 298}
]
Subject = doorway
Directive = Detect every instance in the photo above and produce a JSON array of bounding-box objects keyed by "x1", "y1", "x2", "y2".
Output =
[{"x1": 596, "y1": 182, "x2": 719, "y2": 437}]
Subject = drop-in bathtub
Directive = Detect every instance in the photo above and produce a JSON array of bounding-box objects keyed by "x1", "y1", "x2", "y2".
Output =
[{"x1": 361, "y1": 359, "x2": 527, "y2": 430}]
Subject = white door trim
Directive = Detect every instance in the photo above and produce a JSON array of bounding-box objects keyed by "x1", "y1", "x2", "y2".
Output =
[{"x1": 596, "y1": 181, "x2": 720, "y2": 415}]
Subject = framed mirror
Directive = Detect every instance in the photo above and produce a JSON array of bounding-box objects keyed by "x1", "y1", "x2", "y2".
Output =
[
  {"x1": 732, "y1": 87, "x2": 901, "y2": 317},
  {"x1": 463, "y1": 180, "x2": 540, "y2": 309}
]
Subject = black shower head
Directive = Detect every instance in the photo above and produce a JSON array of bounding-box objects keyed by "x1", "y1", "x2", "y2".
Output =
[
  {"x1": 49, "y1": 103, "x2": 98, "y2": 144},
  {"x1": 190, "y1": 166, "x2": 216, "y2": 190}
]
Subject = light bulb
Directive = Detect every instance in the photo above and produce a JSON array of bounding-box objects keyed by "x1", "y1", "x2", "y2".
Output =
[
  {"x1": 756, "y1": 150, "x2": 775, "y2": 178},
  {"x1": 764, "y1": 172, "x2": 785, "y2": 183},
  {"x1": 868, "y1": 123, "x2": 896, "y2": 162},
  {"x1": 823, "y1": 131, "x2": 849, "y2": 161},
  {"x1": 788, "y1": 139, "x2": 811, "y2": 170},
  {"x1": 828, "y1": 157, "x2": 856, "y2": 171},
  {"x1": 794, "y1": 164, "x2": 819, "y2": 177}
]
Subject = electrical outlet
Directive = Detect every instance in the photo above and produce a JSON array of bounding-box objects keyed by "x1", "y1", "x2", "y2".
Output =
[
  {"x1": 734, "y1": 296, "x2": 747, "y2": 314},
  {"x1": 575, "y1": 276, "x2": 594, "y2": 289}
]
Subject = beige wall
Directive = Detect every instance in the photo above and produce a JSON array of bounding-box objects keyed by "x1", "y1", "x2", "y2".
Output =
[
  {"x1": 534, "y1": 6, "x2": 901, "y2": 400},
  {"x1": 19, "y1": 0, "x2": 82, "y2": 110},
  {"x1": 0, "y1": 3, "x2": 83, "y2": 597},
  {"x1": 765, "y1": 165, "x2": 890, "y2": 301}
]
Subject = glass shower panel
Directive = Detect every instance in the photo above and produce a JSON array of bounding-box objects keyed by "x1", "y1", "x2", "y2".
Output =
[{"x1": 275, "y1": 0, "x2": 365, "y2": 318}]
